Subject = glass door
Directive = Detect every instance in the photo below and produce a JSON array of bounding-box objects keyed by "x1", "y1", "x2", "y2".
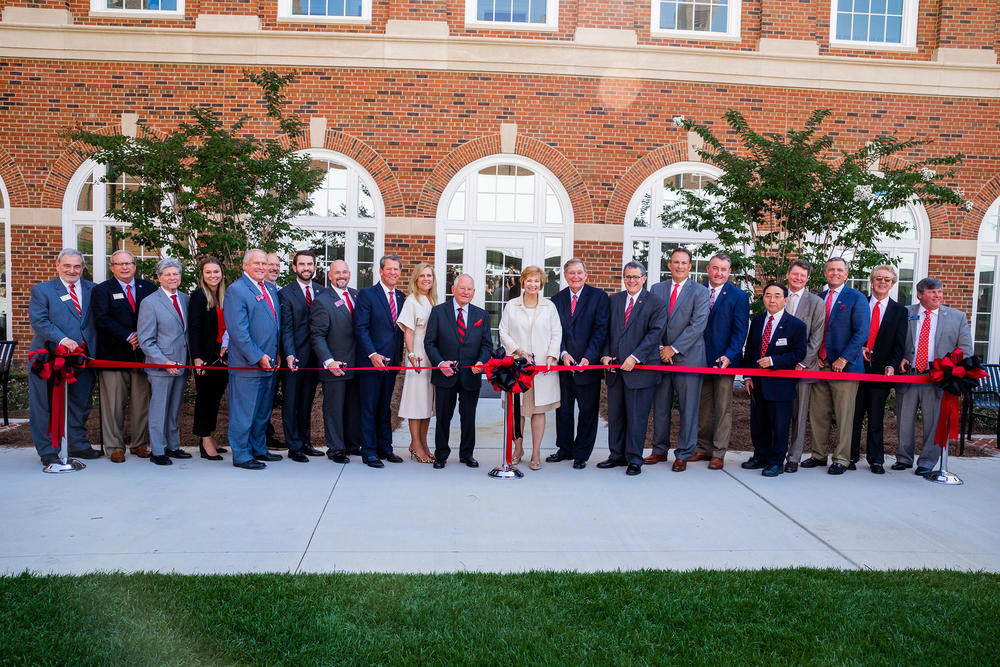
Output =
[{"x1": 473, "y1": 237, "x2": 531, "y2": 342}]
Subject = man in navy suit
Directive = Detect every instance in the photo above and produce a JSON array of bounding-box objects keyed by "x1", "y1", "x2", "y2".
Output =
[
  {"x1": 354, "y1": 254, "x2": 406, "y2": 468},
  {"x1": 742, "y1": 283, "x2": 807, "y2": 477},
  {"x1": 92, "y1": 249, "x2": 157, "y2": 463},
  {"x1": 225, "y1": 249, "x2": 283, "y2": 470},
  {"x1": 28, "y1": 248, "x2": 101, "y2": 465},
  {"x1": 803, "y1": 257, "x2": 870, "y2": 475},
  {"x1": 548, "y1": 258, "x2": 609, "y2": 469},
  {"x1": 423, "y1": 273, "x2": 493, "y2": 468},
  {"x1": 279, "y1": 250, "x2": 325, "y2": 463},
  {"x1": 598, "y1": 261, "x2": 666, "y2": 476},
  {"x1": 692, "y1": 253, "x2": 749, "y2": 470}
]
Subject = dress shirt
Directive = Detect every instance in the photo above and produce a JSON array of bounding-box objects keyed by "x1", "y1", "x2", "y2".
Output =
[
  {"x1": 296, "y1": 279, "x2": 313, "y2": 301},
  {"x1": 761, "y1": 309, "x2": 783, "y2": 365},
  {"x1": 824, "y1": 285, "x2": 843, "y2": 312},
  {"x1": 665, "y1": 278, "x2": 688, "y2": 354},
  {"x1": 869, "y1": 296, "x2": 889, "y2": 326},
  {"x1": 786, "y1": 288, "x2": 806, "y2": 316},
  {"x1": 914, "y1": 307, "x2": 939, "y2": 363},
  {"x1": 117, "y1": 278, "x2": 138, "y2": 337},
  {"x1": 245, "y1": 272, "x2": 265, "y2": 295},
  {"x1": 560, "y1": 287, "x2": 585, "y2": 359},
  {"x1": 57, "y1": 277, "x2": 83, "y2": 347}
]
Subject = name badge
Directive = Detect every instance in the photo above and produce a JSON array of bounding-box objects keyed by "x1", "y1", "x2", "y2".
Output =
[
  {"x1": 256, "y1": 294, "x2": 265, "y2": 302},
  {"x1": 113, "y1": 293, "x2": 124, "y2": 300},
  {"x1": 908, "y1": 315, "x2": 920, "y2": 321},
  {"x1": 60, "y1": 294, "x2": 72, "y2": 302},
  {"x1": 776, "y1": 338, "x2": 788, "y2": 346},
  {"x1": 334, "y1": 299, "x2": 345, "y2": 307}
]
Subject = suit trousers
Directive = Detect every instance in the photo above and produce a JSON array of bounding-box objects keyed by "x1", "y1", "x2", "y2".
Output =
[
  {"x1": 807, "y1": 378, "x2": 859, "y2": 466},
  {"x1": 358, "y1": 371, "x2": 397, "y2": 458},
  {"x1": 282, "y1": 366, "x2": 318, "y2": 452},
  {"x1": 344, "y1": 376, "x2": 362, "y2": 451},
  {"x1": 98, "y1": 369, "x2": 150, "y2": 452},
  {"x1": 148, "y1": 373, "x2": 187, "y2": 456},
  {"x1": 192, "y1": 368, "x2": 228, "y2": 437},
  {"x1": 896, "y1": 382, "x2": 944, "y2": 469},
  {"x1": 554, "y1": 374, "x2": 601, "y2": 461},
  {"x1": 696, "y1": 375, "x2": 734, "y2": 457},
  {"x1": 651, "y1": 371, "x2": 703, "y2": 459},
  {"x1": 433, "y1": 385, "x2": 480, "y2": 462},
  {"x1": 29, "y1": 368, "x2": 95, "y2": 459},
  {"x1": 786, "y1": 380, "x2": 814, "y2": 464},
  {"x1": 228, "y1": 371, "x2": 277, "y2": 464},
  {"x1": 750, "y1": 395, "x2": 793, "y2": 467},
  {"x1": 850, "y1": 382, "x2": 891, "y2": 465},
  {"x1": 606, "y1": 381, "x2": 655, "y2": 466},
  {"x1": 320, "y1": 380, "x2": 349, "y2": 453}
]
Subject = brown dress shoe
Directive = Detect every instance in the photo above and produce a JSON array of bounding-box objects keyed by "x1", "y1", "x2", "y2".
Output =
[
  {"x1": 708, "y1": 457, "x2": 724, "y2": 470},
  {"x1": 130, "y1": 445, "x2": 151, "y2": 458},
  {"x1": 688, "y1": 452, "x2": 708, "y2": 462},
  {"x1": 643, "y1": 452, "x2": 667, "y2": 465},
  {"x1": 671, "y1": 459, "x2": 687, "y2": 472},
  {"x1": 110, "y1": 450, "x2": 126, "y2": 463}
]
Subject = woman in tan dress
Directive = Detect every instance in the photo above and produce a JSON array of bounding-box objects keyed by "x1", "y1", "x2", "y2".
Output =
[
  {"x1": 397, "y1": 263, "x2": 438, "y2": 463},
  {"x1": 498, "y1": 265, "x2": 562, "y2": 470}
]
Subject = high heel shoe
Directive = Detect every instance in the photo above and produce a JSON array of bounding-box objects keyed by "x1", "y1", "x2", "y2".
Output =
[
  {"x1": 529, "y1": 459, "x2": 542, "y2": 471},
  {"x1": 512, "y1": 440, "x2": 524, "y2": 465},
  {"x1": 409, "y1": 445, "x2": 433, "y2": 464},
  {"x1": 199, "y1": 440, "x2": 223, "y2": 461}
]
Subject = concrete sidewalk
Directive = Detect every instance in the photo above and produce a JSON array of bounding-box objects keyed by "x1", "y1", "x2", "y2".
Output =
[{"x1": 2, "y1": 399, "x2": 998, "y2": 575}]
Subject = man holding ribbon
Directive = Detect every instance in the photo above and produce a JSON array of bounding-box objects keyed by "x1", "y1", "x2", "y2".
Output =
[
  {"x1": 783, "y1": 260, "x2": 826, "y2": 473},
  {"x1": 895, "y1": 277, "x2": 972, "y2": 476},
  {"x1": 323, "y1": 259, "x2": 363, "y2": 456}
]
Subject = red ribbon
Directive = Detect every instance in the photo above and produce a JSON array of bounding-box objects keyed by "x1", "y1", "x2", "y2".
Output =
[{"x1": 28, "y1": 345, "x2": 87, "y2": 451}]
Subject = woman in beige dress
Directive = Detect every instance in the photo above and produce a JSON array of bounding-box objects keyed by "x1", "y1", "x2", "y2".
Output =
[
  {"x1": 498, "y1": 265, "x2": 562, "y2": 470},
  {"x1": 397, "y1": 263, "x2": 438, "y2": 463}
]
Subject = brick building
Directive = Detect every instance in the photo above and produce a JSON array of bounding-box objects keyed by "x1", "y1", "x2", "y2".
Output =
[{"x1": 2, "y1": 0, "x2": 1000, "y2": 362}]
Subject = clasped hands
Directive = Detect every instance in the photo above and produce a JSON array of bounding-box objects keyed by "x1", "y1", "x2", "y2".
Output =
[
  {"x1": 437, "y1": 360, "x2": 484, "y2": 377},
  {"x1": 561, "y1": 352, "x2": 590, "y2": 373},
  {"x1": 600, "y1": 355, "x2": 637, "y2": 372}
]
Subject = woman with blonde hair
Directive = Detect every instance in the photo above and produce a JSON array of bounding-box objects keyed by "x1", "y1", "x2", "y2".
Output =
[
  {"x1": 188, "y1": 256, "x2": 228, "y2": 460},
  {"x1": 498, "y1": 265, "x2": 562, "y2": 470},
  {"x1": 397, "y1": 262, "x2": 439, "y2": 462}
]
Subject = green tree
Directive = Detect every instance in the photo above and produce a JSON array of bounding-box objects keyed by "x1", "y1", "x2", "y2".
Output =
[
  {"x1": 69, "y1": 70, "x2": 323, "y2": 284},
  {"x1": 664, "y1": 109, "x2": 967, "y2": 292}
]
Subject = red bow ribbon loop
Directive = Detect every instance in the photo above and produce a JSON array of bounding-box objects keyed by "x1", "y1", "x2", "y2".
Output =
[
  {"x1": 930, "y1": 348, "x2": 987, "y2": 449},
  {"x1": 28, "y1": 344, "x2": 89, "y2": 451}
]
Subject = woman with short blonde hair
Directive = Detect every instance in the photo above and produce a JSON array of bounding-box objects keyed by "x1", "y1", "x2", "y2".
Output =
[{"x1": 398, "y1": 262, "x2": 439, "y2": 463}]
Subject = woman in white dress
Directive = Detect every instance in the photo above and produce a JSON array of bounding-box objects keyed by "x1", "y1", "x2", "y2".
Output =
[
  {"x1": 498, "y1": 265, "x2": 562, "y2": 470},
  {"x1": 397, "y1": 263, "x2": 438, "y2": 463}
]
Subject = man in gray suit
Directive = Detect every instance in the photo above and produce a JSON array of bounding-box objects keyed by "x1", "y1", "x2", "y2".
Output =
[
  {"x1": 895, "y1": 277, "x2": 973, "y2": 476},
  {"x1": 645, "y1": 247, "x2": 709, "y2": 472},
  {"x1": 783, "y1": 259, "x2": 826, "y2": 472},
  {"x1": 137, "y1": 257, "x2": 191, "y2": 466},
  {"x1": 28, "y1": 248, "x2": 101, "y2": 465}
]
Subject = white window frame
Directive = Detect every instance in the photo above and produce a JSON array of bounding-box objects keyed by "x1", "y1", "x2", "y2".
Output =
[
  {"x1": 650, "y1": 0, "x2": 742, "y2": 41},
  {"x1": 828, "y1": 0, "x2": 919, "y2": 51},
  {"x1": 89, "y1": 0, "x2": 185, "y2": 18},
  {"x1": 0, "y1": 177, "x2": 10, "y2": 341},
  {"x1": 465, "y1": 0, "x2": 560, "y2": 31},
  {"x1": 277, "y1": 0, "x2": 372, "y2": 23},
  {"x1": 973, "y1": 198, "x2": 1000, "y2": 362}
]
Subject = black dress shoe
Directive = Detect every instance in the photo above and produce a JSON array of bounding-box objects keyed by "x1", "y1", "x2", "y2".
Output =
[
  {"x1": 573, "y1": 460, "x2": 586, "y2": 470},
  {"x1": 166, "y1": 448, "x2": 192, "y2": 459},
  {"x1": 847, "y1": 461, "x2": 857, "y2": 471},
  {"x1": 255, "y1": 452, "x2": 282, "y2": 462},
  {"x1": 915, "y1": 466, "x2": 934, "y2": 476},
  {"x1": 784, "y1": 461, "x2": 798, "y2": 473},
  {"x1": 288, "y1": 451, "x2": 309, "y2": 463},
  {"x1": 328, "y1": 451, "x2": 350, "y2": 464},
  {"x1": 596, "y1": 458, "x2": 627, "y2": 469},
  {"x1": 741, "y1": 457, "x2": 766, "y2": 469},
  {"x1": 459, "y1": 457, "x2": 479, "y2": 468},
  {"x1": 891, "y1": 462, "x2": 911, "y2": 470},
  {"x1": 546, "y1": 451, "x2": 571, "y2": 463},
  {"x1": 364, "y1": 456, "x2": 385, "y2": 468},
  {"x1": 380, "y1": 453, "x2": 404, "y2": 463},
  {"x1": 762, "y1": 464, "x2": 783, "y2": 477},
  {"x1": 870, "y1": 463, "x2": 885, "y2": 474},
  {"x1": 71, "y1": 447, "x2": 102, "y2": 460},
  {"x1": 150, "y1": 454, "x2": 172, "y2": 466},
  {"x1": 267, "y1": 438, "x2": 287, "y2": 450},
  {"x1": 433, "y1": 460, "x2": 446, "y2": 469},
  {"x1": 828, "y1": 462, "x2": 847, "y2": 475},
  {"x1": 800, "y1": 457, "x2": 827, "y2": 468},
  {"x1": 625, "y1": 463, "x2": 641, "y2": 476},
  {"x1": 302, "y1": 446, "x2": 324, "y2": 457},
  {"x1": 346, "y1": 447, "x2": 362, "y2": 456},
  {"x1": 234, "y1": 459, "x2": 266, "y2": 470}
]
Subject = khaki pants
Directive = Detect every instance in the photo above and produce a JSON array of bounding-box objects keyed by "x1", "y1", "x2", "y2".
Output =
[
  {"x1": 786, "y1": 380, "x2": 813, "y2": 464},
  {"x1": 99, "y1": 369, "x2": 150, "y2": 452},
  {"x1": 695, "y1": 375, "x2": 734, "y2": 457},
  {"x1": 807, "y1": 378, "x2": 858, "y2": 466}
]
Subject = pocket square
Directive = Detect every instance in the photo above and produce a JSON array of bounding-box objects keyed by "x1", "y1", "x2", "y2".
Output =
[
  {"x1": 256, "y1": 294, "x2": 265, "y2": 302},
  {"x1": 473, "y1": 318, "x2": 482, "y2": 326}
]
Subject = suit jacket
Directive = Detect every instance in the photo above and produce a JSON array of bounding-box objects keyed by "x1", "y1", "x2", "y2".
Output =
[
  {"x1": 744, "y1": 311, "x2": 807, "y2": 401},
  {"x1": 817, "y1": 285, "x2": 870, "y2": 373},
  {"x1": 788, "y1": 290, "x2": 826, "y2": 373},
  {"x1": 424, "y1": 301, "x2": 493, "y2": 391},
  {"x1": 551, "y1": 283, "x2": 610, "y2": 385},
  {"x1": 29, "y1": 277, "x2": 98, "y2": 355},
  {"x1": 137, "y1": 289, "x2": 191, "y2": 377},
  {"x1": 703, "y1": 281, "x2": 749, "y2": 367},
  {"x1": 603, "y1": 288, "x2": 666, "y2": 389},
  {"x1": 91, "y1": 277, "x2": 156, "y2": 362},
  {"x1": 188, "y1": 288, "x2": 225, "y2": 363},
  {"x1": 310, "y1": 288, "x2": 358, "y2": 382},
  {"x1": 863, "y1": 296, "x2": 907, "y2": 374},
  {"x1": 354, "y1": 283, "x2": 405, "y2": 369},
  {"x1": 223, "y1": 274, "x2": 281, "y2": 377},
  {"x1": 649, "y1": 279, "x2": 709, "y2": 367},
  {"x1": 279, "y1": 280, "x2": 326, "y2": 362},
  {"x1": 901, "y1": 304, "x2": 974, "y2": 367}
]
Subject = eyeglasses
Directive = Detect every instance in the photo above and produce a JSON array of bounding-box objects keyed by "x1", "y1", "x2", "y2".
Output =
[
  {"x1": 872, "y1": 276, "x2": 894, "y2": 282},
  {"x1": 111, "y1": 261, "x2": 135, "y2": 266},
  {"x1": 623, "y1": 274, "x2": 644, "y2": 281}
]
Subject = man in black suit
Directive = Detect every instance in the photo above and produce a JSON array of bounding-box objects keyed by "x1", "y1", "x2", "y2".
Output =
[
  {"x1": 279, "y1": 250, "x2": 326, "y2": 463},
  {"x1": 324, "y1": 259, "x2": 363, "y2": 456},
  {"x1": 742, "y1": 283, "x2": 807, "y2": 477},
  {"x1": 91, "y1": 249, "x2": 157, "y2": 463},
  {"x1": 548, "y1": 258, "x2": 609, "y2": 469},
  {"x1": 310, "y1": 259, "x2": 358, "y2": 465},
  {"x1": 850, "y1": 265, "x2": 907, "y2": 474},
  {"x1": 597, "y1": 261, "x2": 666, "y2": 476},
  {"x1": 424, "y1": 273, "x2": 493, "y2": 469}
]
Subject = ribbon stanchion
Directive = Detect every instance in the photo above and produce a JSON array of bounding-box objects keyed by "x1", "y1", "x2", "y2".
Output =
[
  {"x1": 29, "y1": 344, "x2": 88, "y2": 474},
  {"x1": 483, "y1": 349, "x2": 536, "y2": 480},
  {"x1": 926, "y1": 349, "x2": 987, "y2": 485}
]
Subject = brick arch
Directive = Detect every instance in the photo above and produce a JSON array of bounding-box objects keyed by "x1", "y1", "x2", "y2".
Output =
[
  {"x1": 605, "y1": 142, "x2": 691, "y2": 225},
  {"x1": 0, "y1": 146, "x2": 28, "y2": 208},
  {"x1": 318, "y1": 130, "x2": 405, "y2": 217},
  {"x1": 415, "y1": 134, "x2": 593, "y2": 225},
  {"x1": 963, "y1": 174, "x2": 1000, "y2": 238}
]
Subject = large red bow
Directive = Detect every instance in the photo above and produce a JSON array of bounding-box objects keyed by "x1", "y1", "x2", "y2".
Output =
[{"x1": 28, "y1": 344, "x2": 88, "y2": 451}]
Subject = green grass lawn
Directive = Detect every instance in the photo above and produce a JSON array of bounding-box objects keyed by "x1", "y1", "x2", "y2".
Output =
[{"x1": 2, "y1": 569, "x2": 996, "y2": 665}]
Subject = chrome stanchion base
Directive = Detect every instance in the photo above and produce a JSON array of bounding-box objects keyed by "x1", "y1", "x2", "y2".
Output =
[
  {"x1": 43, "y1": 458, "x2": 86, "y2": 474},
  {"x1": 926, "y1": 470, "x2": 963, "y2": 485},
  {"x1": 488, "y1": 463, "x2": 524, "y2": 479}
]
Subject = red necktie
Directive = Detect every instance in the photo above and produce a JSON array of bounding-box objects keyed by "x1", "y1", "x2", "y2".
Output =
[
  {"x1": 68, "y1": 282, "x2": 82, "y2": 316},
  {"x1": 305, "y1": 285, "x2": 312, "y2": 308},
  {"x1": 126, "y1": 284, "x2": 136, "y2": 312},
  {"x1": 760, "y1": 315, "x2": 773, "y2": 359},
  {"x1": 571, "y1": 292, "x2": 577, "y2": 316},
  {"x1": 867, "y1": 300, "x2": 881, "y2": 349},
  {"x1": 819, "y1": 290, "x2": 834, "y2": 360},
  {"x1": 388, "y1": 291, "x2": 397, "y2": 323},
  {"x1": 343, "y1": 290, "x2": 354, "y2": 314},
  {"x1": 457, "y1": 307, "x2": 466, "y2": 343},
  {"x1": 915, "y1": 310, "x2": 932, "y2": 372},
  {"x1": 624, "y1": 296, "x2": 634, "y2": 326},
  {"x1": 171, "y1": 294, "x2": 184, "y2": 327},
  {"x1": 669, "y1": 283, "x2": 679, "y2": 315},
  {"x1": 258, "y1": 282, "x2": 276, "y2": 318}
]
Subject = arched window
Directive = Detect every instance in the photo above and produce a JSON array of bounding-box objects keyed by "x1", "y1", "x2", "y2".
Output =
[
  {"x1": 0, "y1": 177, "x2": 9, "y2": 339},
  {"x1": 973, "y1": 198, "x2": 1000, "y2": 361},
  {"x1": 846, "y1": 201, "x2": 929, "y2": 305},
  {"x1": 435, "y1": 155, "x2": 573, "y2": 336},
  {"x1": 288, "y1": 150, "x2": 383, "y2": 289},
  {"x1": 623, "y1": 162, "x2": 722, "y2": 287}
]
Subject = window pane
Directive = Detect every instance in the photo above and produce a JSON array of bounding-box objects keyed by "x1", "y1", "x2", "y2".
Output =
[
  {"x1": 545, "y1": 185, "x2": 562, "y2": 225},
  {"x1": 448, "y1": 184, "x2": 466, "y2": 221},
  {"x1": 836, "y1": 13, "x2": 852, "y2": 40},
  {"x1": 544, "y1": 237, "x2": 561, "y2": 298},
  {"x1": 512, "y1": 0, "x2": 529, "y2": 22},
  {"x1": 660, "y1": 1, "x2": 676, "y2": 30},
  {"x1": 887, "y1": 0, "x2": 902, "y2": 12},
  {"x1": 871, "y1": 0, "x2": 886, "y2": 12},
  {"x1": 711, "y1": 4, "x2": 727, "y2": 32},
  {"x1": 77, "y1": 176, "x2": 94, "y2": 212},
  {"x1": 358, "y1": 181, "x2": 374, "y2": 218},
  {"x1": 854, "y1": 0, "x2": 870, "y2": 13},
  {"x1": 357, "y1": 232, "x2": 375, "y2": 289},
  {"x1": 445, "y1": 233, "x2": 464, "y2": 296},
  {"x1": 633, "y1": 190, "x2": 651, "y2": 228},
  {"x1": 346, "y1": 0, "x2": 362, "y2": 15},
  {"x1": 838, "y1": 0, "x2": 852, "y2": 10},
  {"x1": 885, "y1": 15, "x2": 902, "y2": 42},
  {"x1": 309, "y1": 0, "x2": 326, "y2": 15},
  {"x1": 329, "y1": 0, "x2": 345, "y2": 16},
  {"x1": 529, "y1": 0, "x2": 546, "y2": 23},
  {"x1": 76, "y1": 225, "x2": 94, "y2": 282},
  {"x1": 869, "y1": 14, "x2": 885, "y2": 41},
  {"x1": 852, "y1": 13, "x2": 869, "y2": 40},
  {"x1": 632, "y1": 240, "x2": 649, "y2": 268}
]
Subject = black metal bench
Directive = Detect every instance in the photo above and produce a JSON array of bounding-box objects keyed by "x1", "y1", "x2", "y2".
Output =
[
  {"x1": 0, "y1": 340, "x2": 16, "y2": 426},
  {"x1": 963, "y1": 362, "x2": 1000, "y2": 450}
]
